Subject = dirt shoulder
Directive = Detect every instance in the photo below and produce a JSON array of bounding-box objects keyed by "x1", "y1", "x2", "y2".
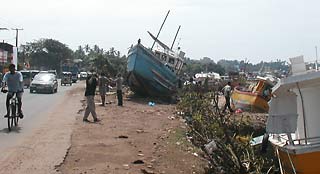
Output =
[{"x1": 59, "y1": 92, "x2": 207, "y2": 174}]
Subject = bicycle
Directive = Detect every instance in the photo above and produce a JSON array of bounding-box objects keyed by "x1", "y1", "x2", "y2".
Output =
[{"x1": 2, "y1": 89, "x2": 19, "y2": 132}]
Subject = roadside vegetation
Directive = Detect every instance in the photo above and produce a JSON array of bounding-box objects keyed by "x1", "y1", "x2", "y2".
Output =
[{"x1": 176, "y1": 86, "x2": 279, "y2": 174}]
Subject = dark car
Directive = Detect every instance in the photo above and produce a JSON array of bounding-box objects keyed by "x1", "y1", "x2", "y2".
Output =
[
  {"x1": 71, "y1": 73, "x2": 78, "y2": 83},
  {"x1": 20, "y1": 70, "x2": 32, "y2": 88},
  {"x1": 30, "y1": 73, "x2": 58, "y2": 93}
]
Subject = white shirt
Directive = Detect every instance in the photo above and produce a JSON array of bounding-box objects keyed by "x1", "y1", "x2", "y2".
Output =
[{"x1": 3, "y1": 71, "x2": 23, "y2": 92}]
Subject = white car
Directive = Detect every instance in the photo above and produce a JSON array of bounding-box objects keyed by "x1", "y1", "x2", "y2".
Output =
[
  {"x1": 80, "y1": 72, "x2": 88, "y2": 80},
  {"x1": 30, "y1": 73, "x2": 58, "y2": 93}
]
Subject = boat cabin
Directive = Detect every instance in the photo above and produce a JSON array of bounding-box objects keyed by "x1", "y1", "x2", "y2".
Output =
[{"x1": 154, "y1": 50, "x2": 185, "y2": 74}]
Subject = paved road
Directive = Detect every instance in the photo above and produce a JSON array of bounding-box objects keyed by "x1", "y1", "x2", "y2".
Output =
[{"x1": 0, "y1": 80, "x2": 82, "y2": 150}]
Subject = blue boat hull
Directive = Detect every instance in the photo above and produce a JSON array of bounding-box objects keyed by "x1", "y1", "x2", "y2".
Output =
[{"x1": 127, "y1": 44, "x2": 178, "y2": 97}]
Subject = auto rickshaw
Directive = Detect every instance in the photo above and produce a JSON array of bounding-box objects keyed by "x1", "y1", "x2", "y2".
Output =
[{"x1": 61, "y1": 72, "x2": 72, "y2": 86}]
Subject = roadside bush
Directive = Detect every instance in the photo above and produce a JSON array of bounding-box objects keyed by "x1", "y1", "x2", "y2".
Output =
[{"x1": 177, "y1": 91, "x2": 278, "y2": 174}]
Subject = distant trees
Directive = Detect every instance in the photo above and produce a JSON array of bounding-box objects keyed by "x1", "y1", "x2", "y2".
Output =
[
  {"x1": 181, "y1": 57, "x2": 225, "y2": 76},
  {"x1": 18, "y1": 39, "x2": 127, "y2": 78},
  {"x1": 19, "y1": 39, "x2": 74, "y2": 73},
  {"x1": 73, "y1": 45, "x2": 127, "y2": 77},
  {"x1": 217, "y1": 59, "x2": 289, "y2": 77}
]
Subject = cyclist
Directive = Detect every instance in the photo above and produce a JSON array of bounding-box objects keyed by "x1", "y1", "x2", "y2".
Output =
[{"x1": 2, "y1": 64, "x2": 24, "y2": 118}]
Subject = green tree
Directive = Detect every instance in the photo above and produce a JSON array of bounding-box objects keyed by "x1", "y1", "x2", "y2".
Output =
[
  {"x1": 73, "y1": 45, "x2": 127, "y2": 78},
  {"x1": 19, "y1": 38, "x2": 73, "y2": 73}
]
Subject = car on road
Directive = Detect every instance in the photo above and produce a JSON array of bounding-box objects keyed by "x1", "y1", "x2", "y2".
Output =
[
  {"x1": 71, "y1": 73, "x2": 78, "y2": 83},
  {"x1": 30, "y1": 73, "x2": 58, "y2": 93},
  {"x1": 80, "y1": 72, "x2": 88, "y2": 80}
]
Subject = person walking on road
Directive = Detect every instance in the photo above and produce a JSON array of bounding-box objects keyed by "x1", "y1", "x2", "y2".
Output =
[
  {"x1": 83, "y1": 72, "x2": 100, "y2": 122},
  {"x1": 115, "y1": 73, "x2": 123, "y2": 106},
  {"x1": 98, "y1": 72, "x2": 108, "y2": 106},
  {"x1": 222, "y1": 81, "x2": 234, "y2": 113}
]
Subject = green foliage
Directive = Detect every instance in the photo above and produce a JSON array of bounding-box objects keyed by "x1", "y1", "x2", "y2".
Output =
[
  {"x1": 74, "y1": 45, "x2": 127, "y2": 77},
  {"x1": 19, "y1": 38, "x2": 74, "y2": 73},
  {"x1": 18, "y1": 39, "x2": 126, "y2": 78},
  {"x1": 177, "y1": 91, "x2": 277, "y2": 174}
]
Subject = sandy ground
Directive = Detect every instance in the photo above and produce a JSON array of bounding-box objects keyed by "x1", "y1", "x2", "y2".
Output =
[
  {"x1": 58, "y1": 90, "x2": 207, "y2": 174},
  {"x1": 0, "y1": 84, "x2": 207, "y2": 174},
  {"x1": 0, "y1": 83, "x2": 268, "y2": 174}
]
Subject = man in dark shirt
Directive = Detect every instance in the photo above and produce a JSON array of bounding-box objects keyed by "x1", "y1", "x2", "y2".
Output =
[
  {"x1": 83, "y1": 73, "x2": 100, "y2": 122},
  {"x1": 115, "y1": 73, "x2": 123, "y2": 106}
]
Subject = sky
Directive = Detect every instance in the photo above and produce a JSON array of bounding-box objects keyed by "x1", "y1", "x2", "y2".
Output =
[{"x1": 0, "y1": 0, "x2": 320, "y2": 64}]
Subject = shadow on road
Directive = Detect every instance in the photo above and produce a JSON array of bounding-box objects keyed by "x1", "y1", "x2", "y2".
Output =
[{"x1": 0, "y1": 126, "x2": 22, "y2": 134}]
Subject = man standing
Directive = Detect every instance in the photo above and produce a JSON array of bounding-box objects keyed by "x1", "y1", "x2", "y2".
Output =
[
  {"x1": 83, "y1": 72, "x2": 99, "y2": 122},
  {"x1": 98, "y1": 72, "x2": 108, "y2": 106},
  {"x1": 222, "y1": 81, "x2": 234, "y2": 113},
  {"x1": 115, "y1": 74, "x2": 123, "y2": 106},
  {"x1": 2, "y1": 64, "x2": 24, "y2": 118}
]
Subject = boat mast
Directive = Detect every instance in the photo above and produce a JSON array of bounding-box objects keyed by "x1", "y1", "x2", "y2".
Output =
[
  {"x1": 170, "y1": 25, "x2": 181, "y2": 50},
  {"x1": 151, "y1": 10, "x2": 170, "y2": 50}
]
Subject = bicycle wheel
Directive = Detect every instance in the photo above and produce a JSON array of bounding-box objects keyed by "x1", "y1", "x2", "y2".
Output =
[
  {"x1": 7, "y1": 114, "x2": 11, "y2": 132},
  {"x1": 7, "y1": 104, "x2": 13, "y2": 132},
  {"x1": 11, "y1": 104, "x2": 15, "y2": 128},
  {"x1": 14, "y1": 104, "x2": 19, "y2": 126}
]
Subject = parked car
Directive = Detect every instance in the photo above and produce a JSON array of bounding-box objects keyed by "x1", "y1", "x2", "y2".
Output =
[
  {"x1": 20, "y1": 70, "x2": 32, "y2": 88},
  {"x1": 30, "y1": 73, "x2": 58, "y2": 93}
]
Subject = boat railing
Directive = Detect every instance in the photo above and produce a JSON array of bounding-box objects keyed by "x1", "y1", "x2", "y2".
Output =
[{"x1": 288, "y1": 136, "x2": 320, "y2": 146}]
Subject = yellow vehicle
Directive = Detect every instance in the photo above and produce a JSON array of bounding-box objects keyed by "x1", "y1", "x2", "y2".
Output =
[{"x1": 61, "y1": 72, "x2": 72, "y2": 86}]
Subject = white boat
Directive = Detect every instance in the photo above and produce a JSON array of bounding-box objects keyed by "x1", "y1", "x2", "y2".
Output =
[{"x1": 266, "y1": 56, "x2": 320, "y2": 174}]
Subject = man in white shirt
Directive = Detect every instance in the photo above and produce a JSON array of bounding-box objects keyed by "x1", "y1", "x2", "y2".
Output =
[
  {"x1": 222, "y1": 81, "x2": 233, "y2": 113},
  {"x1": 2, "y1": 64, "x2": 24, "y2": 118}
]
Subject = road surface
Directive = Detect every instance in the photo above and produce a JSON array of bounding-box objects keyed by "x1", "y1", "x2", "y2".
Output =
[
  {"x1": 0, "y1": 80, "x2": 78, "y2": 150},
  {"x1": 0, "y1": 79, "x2": 85, "y2": 174}
]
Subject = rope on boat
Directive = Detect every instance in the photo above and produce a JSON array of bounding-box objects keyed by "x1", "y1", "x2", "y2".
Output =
[{"x1": 286, "y1": 149, "x2": 297, "y2": 174}]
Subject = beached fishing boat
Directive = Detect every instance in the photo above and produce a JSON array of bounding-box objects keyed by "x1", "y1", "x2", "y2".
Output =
[
  {"x1": 266, "y1": 56, "x2": 320, "y2": 174},
  {"x1": 127, "y1": 41, "x2": 184, "y2": 97},
  {"x1": 127, "y1": 11, "x2": 185, "y2": 97},
  {"x1": 231, "y1": 77, "x2": 274, "y2": 113}
]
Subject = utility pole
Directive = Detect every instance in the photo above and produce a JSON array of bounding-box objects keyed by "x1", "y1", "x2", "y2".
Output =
[
  {"x1": 12, "y1": 28, "x2": 23, "y2": 47},
  {"x1": 316, "y1": 46, "x2": 318, "y2": 71},
  {"x1": 12, "y1": 28, "x2": 23, "y2": 68}
]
